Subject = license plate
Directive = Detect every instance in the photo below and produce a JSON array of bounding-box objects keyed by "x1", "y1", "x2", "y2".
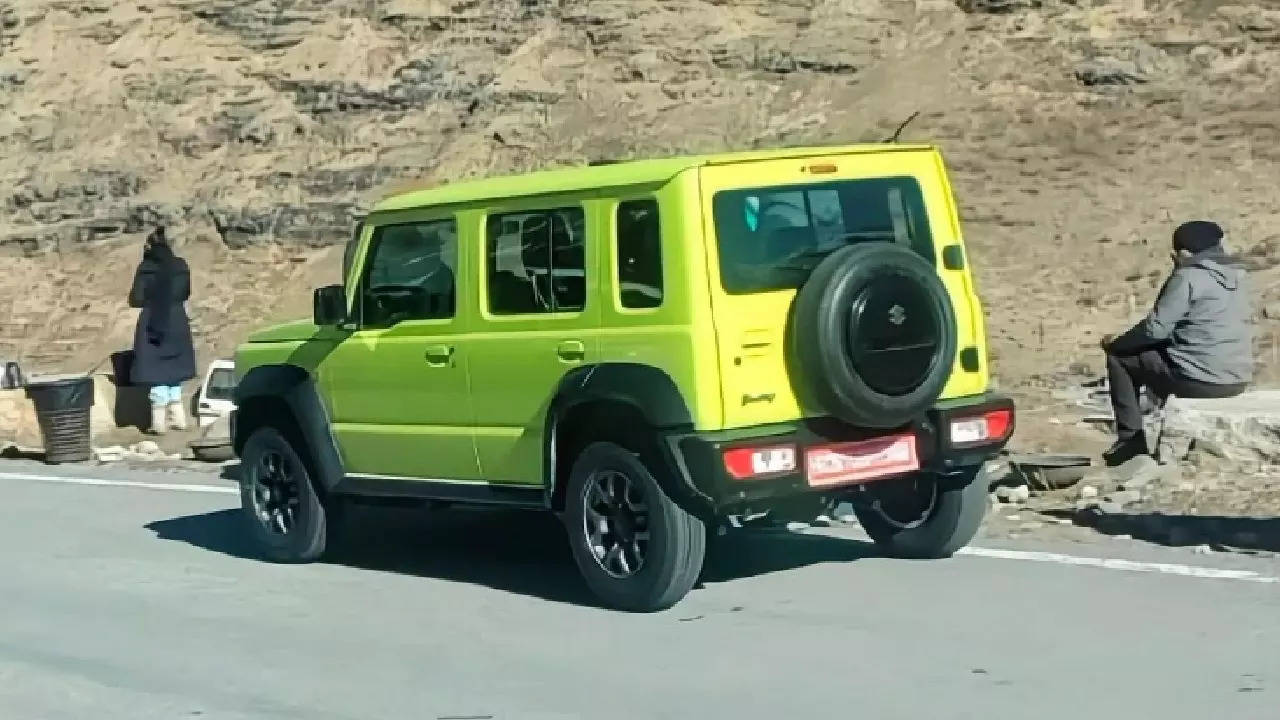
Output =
[{"x1": 805, "y1": 435, "x2": 920, "y2": 488}]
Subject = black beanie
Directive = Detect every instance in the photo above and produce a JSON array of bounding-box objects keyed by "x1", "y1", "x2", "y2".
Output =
[{"x1": 1172, "y1": 220, "x2": 1223, "y2": 254}]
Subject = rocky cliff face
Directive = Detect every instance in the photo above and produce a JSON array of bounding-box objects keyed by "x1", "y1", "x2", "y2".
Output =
[{"x1": 0, "y1": 0, "x2": 1277, "y2": 399}]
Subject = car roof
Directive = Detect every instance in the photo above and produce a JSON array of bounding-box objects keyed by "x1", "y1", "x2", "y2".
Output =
[{"x1": 370, "y1": 143, "x2": 935, "y2": 215}]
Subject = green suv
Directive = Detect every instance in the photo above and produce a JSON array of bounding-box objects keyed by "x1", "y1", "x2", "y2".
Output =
[{"x1": 232, "y1": 145, "x2": 1015, "y2": 611}]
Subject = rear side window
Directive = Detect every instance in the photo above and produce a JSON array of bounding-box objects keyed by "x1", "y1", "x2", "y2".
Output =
[
  {"x1": 712, "y1": 176, "x2": 934, "y2": 294},
  {"x1": 486, "y1": 207, "x2": 587, "y2": 315},
  {"x1": 360, "y1": 219, "x2": 458, "y2": 327},
  {"x1": 616, "y1": 199, "x2": 663, "y2": 309}
]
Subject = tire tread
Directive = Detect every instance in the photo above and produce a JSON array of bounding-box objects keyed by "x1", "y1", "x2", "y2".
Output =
[{"x1": 856, "y1": 467, "x2": 989, "y2": 559}]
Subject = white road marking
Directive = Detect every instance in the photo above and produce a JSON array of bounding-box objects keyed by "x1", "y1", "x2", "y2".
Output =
[
  {"x1": 3, "y1": 470, "x2": 1278, "y2": 584},
  {"x1": 799, "y1": 525, "x2": 1280, "y2": 584},
  {"x1": 0, "y1": 471, "x2": 238, "y2": 495},
  {"x1": 958, "y1": 546, "x2": 1280, "y2": 584}
]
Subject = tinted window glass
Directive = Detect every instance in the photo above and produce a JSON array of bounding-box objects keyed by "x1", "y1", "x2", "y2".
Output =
[
  {"x1": 616, "y1": 199, "x2": 663, "y2": 309},
  {"x1": 204, "y1": 367, "x2": 237, "y2": 401},
  {"x1": 487, "y1": 207, "x2": 586, "y2": 314},
  {"x1": 360, "y1": 219, "x2": 457, "y2": 326},
  {"x1": 712, "y1": 177, "x2": 934, "y2": 294}
]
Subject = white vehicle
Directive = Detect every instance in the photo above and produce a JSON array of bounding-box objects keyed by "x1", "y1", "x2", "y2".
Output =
[{"x1": 194, "y1": 359, "x2": 236, "y2": 428}]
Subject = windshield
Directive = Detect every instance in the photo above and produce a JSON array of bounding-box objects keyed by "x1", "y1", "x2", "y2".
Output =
[{"x1": 712, "y1": 176, "x2": 935, "y2": 294}]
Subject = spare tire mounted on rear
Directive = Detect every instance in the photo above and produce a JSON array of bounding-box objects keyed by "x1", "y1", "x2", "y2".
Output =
[{"x1": 791, "y1": 243, "x2": 957, "y2": 429}]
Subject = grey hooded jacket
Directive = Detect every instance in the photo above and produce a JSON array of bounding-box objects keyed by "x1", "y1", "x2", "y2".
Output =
[{"x1": 1110, "y1": 251, "x2": 1253, "y2": 385}]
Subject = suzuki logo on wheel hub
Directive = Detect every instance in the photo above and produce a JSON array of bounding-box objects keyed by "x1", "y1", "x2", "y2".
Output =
[{"x1": 888, "y1": 304, "x2": 907, "y2": 326}]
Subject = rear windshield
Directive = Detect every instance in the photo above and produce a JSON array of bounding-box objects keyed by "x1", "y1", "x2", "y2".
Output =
[
  {"x1": 712, "y1": 176, "x2": 935, "y2": 294},
  {"x1": 205, "y1": 368, "x2": 237, "y2": 401}
]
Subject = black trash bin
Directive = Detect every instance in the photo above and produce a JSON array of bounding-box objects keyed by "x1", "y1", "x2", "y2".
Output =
[{"x1": 25, "y1": 375, "x2": 94, "y2": 464}]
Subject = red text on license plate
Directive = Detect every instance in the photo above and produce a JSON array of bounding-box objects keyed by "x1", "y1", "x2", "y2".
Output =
[{"x1": 805, "y1": 435, "x2": 919, "y2": 488}]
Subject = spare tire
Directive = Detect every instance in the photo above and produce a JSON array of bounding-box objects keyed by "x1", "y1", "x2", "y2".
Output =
[{"x1": 791, "y1": 243, "x2": 956, "y2": 429}]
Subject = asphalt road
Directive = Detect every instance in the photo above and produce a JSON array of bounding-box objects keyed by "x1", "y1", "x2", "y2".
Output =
[{"x1": 2, "y1": 462, "x2": 1279, "y2": 720}]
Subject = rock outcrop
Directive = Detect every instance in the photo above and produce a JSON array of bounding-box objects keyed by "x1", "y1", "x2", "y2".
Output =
[{"x1": 0, "y1": 0, "x2": 1276, "y2": 398}]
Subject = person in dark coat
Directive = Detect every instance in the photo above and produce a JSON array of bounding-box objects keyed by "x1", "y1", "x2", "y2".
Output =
[
  {"x1": 1100, "y1": 220, "x2": 1252, "y2": 466},
  {"x1": 129, "y1": 227, "x2": 197, "y2": 434}
]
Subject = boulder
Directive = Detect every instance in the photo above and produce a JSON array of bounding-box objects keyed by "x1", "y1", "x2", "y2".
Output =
[{"x1": 1160, "y1": 391, "x2": 1280, "y2": 466}]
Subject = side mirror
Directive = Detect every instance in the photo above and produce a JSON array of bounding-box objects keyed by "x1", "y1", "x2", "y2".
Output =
[{"x1": 313, "y1": 285, "x2": 347, "y2": 327}]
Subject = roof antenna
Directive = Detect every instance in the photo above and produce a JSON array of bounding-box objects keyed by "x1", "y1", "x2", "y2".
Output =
[{"x1": 884, "y1": 110, "x2": 922, "y2": 143}]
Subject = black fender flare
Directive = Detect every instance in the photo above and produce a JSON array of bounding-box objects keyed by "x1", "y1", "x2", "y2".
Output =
[
  {"x1": 543, "y1": 363, "x2": 701, "y2": 510},
  {"x1": 233, "y1": 364, "x2": 345, "y2": 493}
]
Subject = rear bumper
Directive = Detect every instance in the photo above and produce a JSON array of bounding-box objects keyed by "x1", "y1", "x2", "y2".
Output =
[{"x1": 661, "y1": 393, "x2": 1015, "y2": 516}]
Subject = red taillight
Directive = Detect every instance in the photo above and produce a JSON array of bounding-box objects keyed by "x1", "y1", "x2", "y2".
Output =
[
  {"x1": 949, "y1": 408, "x2": 1014, "y2": 446},
  {"x1": 723, "y1": 445, "x2": 797, "y2": 480},
  {"x1": 984, "y1": 408, "x2": 1013, "y2": 440}
]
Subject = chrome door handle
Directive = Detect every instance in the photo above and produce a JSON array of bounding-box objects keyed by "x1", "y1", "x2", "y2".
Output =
[
  {"x1": 556, "y1": 340, "x2": 586, "y2": 362},
  {"x1": 424, "y1": 345, "x2": 455, "y2": 367}
]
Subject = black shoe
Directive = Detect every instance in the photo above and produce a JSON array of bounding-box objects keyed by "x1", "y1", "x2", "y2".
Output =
[{"x1": 1103, "y1": 434, "x2": 1149, "y2": 467}]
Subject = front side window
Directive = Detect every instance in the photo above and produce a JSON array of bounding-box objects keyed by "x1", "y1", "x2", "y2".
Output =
[
  {"x1": 486, "y1": 207, "x2": 587, "y2": 315},
  {"x1": 616, "y1": 199, "x2": 663, "y2": 309},
  {"x1": 360, "y1": 219, "x2": 458, "y2": 327},
  {"x1": 713, "y1": 176, "x2": 934, "y2": 294}
]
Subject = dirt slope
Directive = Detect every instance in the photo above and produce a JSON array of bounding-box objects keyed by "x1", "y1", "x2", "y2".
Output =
[{"x1": 1, "y1": 0, "x2": 1277, "y2": 454}]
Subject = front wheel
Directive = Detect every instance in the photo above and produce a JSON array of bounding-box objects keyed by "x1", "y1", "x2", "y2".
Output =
[
  {"x1": 853, "y1": 465, "x2": 990, "y2": 559},
  {"x1": 239, "y1": 426, "x2": 329, "y2": 563},
  {"x1": 565, "y1": 442, "x2": 706, "y2": 612}
]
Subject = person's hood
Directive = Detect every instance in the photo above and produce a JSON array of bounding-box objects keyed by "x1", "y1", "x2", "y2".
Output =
[
  {"x1": 142, "y1": 241, "x2": 177, "y2": 266},
  {"x1": 1180, "y1": 249, "x2": 1244, "y2": 290}
]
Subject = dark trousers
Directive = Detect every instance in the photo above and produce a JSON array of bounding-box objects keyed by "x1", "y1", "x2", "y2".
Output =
[{"x1": 1106, "y1": 348, "x2": 1246, "y2": 441}]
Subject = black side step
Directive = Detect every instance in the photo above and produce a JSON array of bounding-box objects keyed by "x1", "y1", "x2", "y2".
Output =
[{"x1": 333, "y1": 475, "x2": 546, "y2": 510}]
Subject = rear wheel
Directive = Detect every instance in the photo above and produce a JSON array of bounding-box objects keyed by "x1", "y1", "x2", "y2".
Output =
[
  {"x1": 853, "y1": 465, "x2": 989, "y2": 559},
  {"x1": 565, "y1": 442, "x2": 706, "y2": 612},
  {"x1": 239, "y1": 426, "x2": 329, "y2": 563}
]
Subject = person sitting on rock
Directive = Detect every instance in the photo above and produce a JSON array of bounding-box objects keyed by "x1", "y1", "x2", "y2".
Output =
[{"x1": 1100, "y1": 220, "x2": 1252, "y2": 466}]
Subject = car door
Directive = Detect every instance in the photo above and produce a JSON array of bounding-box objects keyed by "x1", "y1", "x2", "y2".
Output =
[
  {"x1": 321, "y1": 215, "x2": 482, "y2": 482},
  {"x1": 467, "y1": 203, "x2": 600, "y2": 486}
]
